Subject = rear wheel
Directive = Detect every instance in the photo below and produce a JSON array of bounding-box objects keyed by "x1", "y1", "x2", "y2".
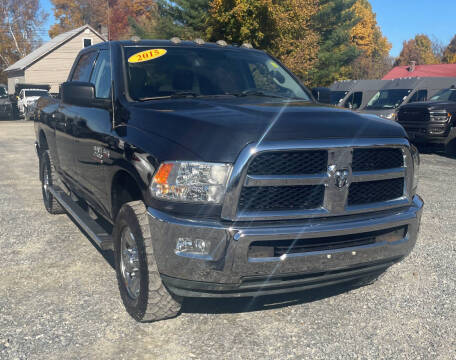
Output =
[
  {"x1": 40, "y1": 150, "x2": 65, "y2": 214},
  {"x1": 114, "y1": 200, "x2": 182, "y2": 322}
]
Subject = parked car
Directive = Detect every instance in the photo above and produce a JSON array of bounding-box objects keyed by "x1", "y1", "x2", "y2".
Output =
[
  {"x1": 34, "y1": 39, "x2": 423, "y2": 322},
  {"x1": 0, "y1": 85, "x2": 14, "y2": 119},
  {"x1": 397, "y1": 87, "x2": 456, "y2": 154},
  {"x1": 361, "y1": 77, "x2": 456, "y2": 120},
  {"x1": 18, "y1": 88, "x2": 50, "y2": 119}
]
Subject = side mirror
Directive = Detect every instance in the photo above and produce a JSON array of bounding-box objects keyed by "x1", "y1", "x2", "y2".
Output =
[
  {"x1": 61, "y1": 81, "x2": 112, "y2": 109},
  {"x1": 61, "y1": 81, "x2": 95, "y2": 106}
]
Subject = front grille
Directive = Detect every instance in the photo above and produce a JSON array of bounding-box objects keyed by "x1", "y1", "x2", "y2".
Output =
[
  {"x1": 352, "y1": 148, "x2": 403, "y2": 171},
  {"x1": 398, "y1": 109, "x2": 429, "y2": 122},
  {"x1": 247, "y1": 150, "x2": 327, "y2": 175},
  {"x1": 248, "y1": 226, "x2": 407, "y2": 258},
  {"x1": 226, "y1": 143, "x2": 410, "y2": 220},
  {"x1": 238, "y1": 185, "x2": 324, "y2": 212},
  {"x1": 348, "y1": 178, "x2": 404, "y2": 205}
]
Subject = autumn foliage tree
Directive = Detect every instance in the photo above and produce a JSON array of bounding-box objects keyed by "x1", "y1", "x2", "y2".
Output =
[
  {"x1": 349, "y1": 0, "x2": 391, "y2": 79},
  {"x1": 442, "y1": 35, "x2": 456, "y2": 64},
  {"x1": 207, "y1": 0, "x2": 319, "y2": 83},
  {"x1": 49, "y1": 0, "x2": 108, "y2": 38},
  {"x1": 0, "y1": 0, "x2": 48, "y2": 82},
  {"x1": 394, "y1": 34, "x2": 439, "y2": 66},
  {"x1": 110, "y1": 0, "x2": 158, "y2": 40}
]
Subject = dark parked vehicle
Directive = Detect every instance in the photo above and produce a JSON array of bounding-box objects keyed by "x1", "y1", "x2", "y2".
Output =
[
  {"x1": 361, "y1": 77, "x2": 456, "y2": 120},
  {"x1": 34, "y1": 40, "x2": 423, "y2": 322},
  {"x1": 0, "y1": 85, "x2": 14, "y2": 119},
  {"x1": 398, "y1": 87, "x2": 456, "y2": 154}
]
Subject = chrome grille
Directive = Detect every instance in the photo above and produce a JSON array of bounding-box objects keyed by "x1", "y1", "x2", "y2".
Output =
[
  {"x1": 247, "y1": 150, "x2": 327, "y2": 175},
  {"x1": 352, "y1": 148, "x2": 403, "y2": 171},
  {"x1": 238, "y1": 185, "x2": 324, "y2": 212},
  {"x1": 348, "y1": 178, "x2": 404, "y2": 205},
  {"x1": 221, "y1": 139, "x2": 413, "y2": 221}
]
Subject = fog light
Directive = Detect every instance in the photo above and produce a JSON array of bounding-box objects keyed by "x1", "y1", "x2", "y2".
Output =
[
  {"x1": 376, "y1": 227, "x2": 406, "y2": 243},
  {"x1": 175, "y1": 237, "x2": 211, "y2": 255}
]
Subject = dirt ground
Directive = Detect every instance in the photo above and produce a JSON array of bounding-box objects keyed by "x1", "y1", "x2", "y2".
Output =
[{"x1": 1, "y1": 120, "x2": 455, "y2": 359}]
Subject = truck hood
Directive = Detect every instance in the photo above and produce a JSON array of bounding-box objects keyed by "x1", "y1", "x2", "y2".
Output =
[
  {"x1": 400, "y1": 100, "x2": 455, "y2": 111},
  {"x1": 129, "y1": 98, "x2": 407, "y2": 163}
]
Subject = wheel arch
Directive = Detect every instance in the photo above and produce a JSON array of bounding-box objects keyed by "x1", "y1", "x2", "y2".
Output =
[{"x1": 110, "y1": 169, "x2": 145, "y2": 221}]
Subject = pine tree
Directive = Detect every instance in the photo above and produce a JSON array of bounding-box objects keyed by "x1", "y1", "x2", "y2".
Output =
[
  {"x1": 308, "y1": 0, "x2": 360, "y2": 86},
  {"x1": 155, "y1": 0, "x2": 210, "y2": 39}
]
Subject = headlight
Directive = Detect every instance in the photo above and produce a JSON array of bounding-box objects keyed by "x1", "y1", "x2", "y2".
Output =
[
  {"x1": 381, "y1": 112, "x2": 396, "y2": 120},
  {"x1": 150, "y1": 162, "x2": 232, "y2": 204},
  {"x1": 410, "y1": 145, "x2": 420, "y2": 194},
  {"x1": 429, "y1": 110, "x2": 451, "y2": 122}
]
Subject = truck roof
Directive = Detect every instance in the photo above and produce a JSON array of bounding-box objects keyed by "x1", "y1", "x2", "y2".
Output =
[{"x1": 87, "y1": 39, "x2": 265, "y2": 54}]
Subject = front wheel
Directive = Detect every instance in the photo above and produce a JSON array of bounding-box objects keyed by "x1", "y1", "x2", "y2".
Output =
[{"x1": 114, "y1": 201, "x2": 182, "y2": 322}]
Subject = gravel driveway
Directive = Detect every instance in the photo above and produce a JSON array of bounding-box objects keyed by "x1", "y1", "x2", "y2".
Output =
[{"x1": 0, "y1": 120, "x2": 455, "y2": 360}]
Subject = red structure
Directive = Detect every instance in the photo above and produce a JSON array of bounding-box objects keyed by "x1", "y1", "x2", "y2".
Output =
[{"x1": 382, "y1": 62, "x2": 456, "y2": 80}]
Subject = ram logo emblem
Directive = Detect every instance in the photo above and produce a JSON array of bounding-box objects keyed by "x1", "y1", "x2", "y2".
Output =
[{"x1": 334, "y1": 169, "x2": 349, "y2": 189}]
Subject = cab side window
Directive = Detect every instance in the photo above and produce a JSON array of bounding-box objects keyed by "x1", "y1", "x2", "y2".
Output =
[
  {"x1": 71, "y1": 51, "x2": 98, "y2": 82},
  {"x1": 409, "y1": 89, "x2": 427, "y2": 103},
  {"x1": 344, "y1": 91, "x2": 363, "y2": 109},
  {"x1": 90, "y1": 50, "x2": 112, "y2": 99}
]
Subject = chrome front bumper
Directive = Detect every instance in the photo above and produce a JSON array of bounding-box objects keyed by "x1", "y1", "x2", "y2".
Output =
[{"x1": 147, "y1": 196, "x2": 423, "y2": 297}]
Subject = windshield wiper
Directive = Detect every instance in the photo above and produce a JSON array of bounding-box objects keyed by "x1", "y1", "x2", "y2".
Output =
[
  {"x1": 138, "y1": 92, "x2": 199, "y2": 101},
  {"x1": 236, "y1": 90, "x2": 286, "y2": 98}
]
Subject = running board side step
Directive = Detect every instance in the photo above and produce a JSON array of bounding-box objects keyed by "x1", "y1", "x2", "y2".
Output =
[{"x1": 48, "y1": 186, "x2": 114, "y2": 250}]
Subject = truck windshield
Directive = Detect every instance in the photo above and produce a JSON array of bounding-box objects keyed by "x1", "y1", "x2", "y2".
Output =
[
  {"x1": 124, "y1": 46, "x2": 310, "y2": 101},
  {"x1": 25, "y1": 90, "x2": 48, "y2": 97},
  {"x1": 430, "y1": 88, "x2": 456, "y2": 102},
  {"x1": 365, "y1": 89, "x2": 412, "y2": 109},
  {"x1": 330, "y1": 91, "x2": 347, "y2": 105}
]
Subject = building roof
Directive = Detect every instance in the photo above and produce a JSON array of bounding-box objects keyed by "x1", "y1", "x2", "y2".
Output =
[
  {"x1": 382, "y1": 64, "x2": 456, "y2": 80},
  {"x1": 4, "y1": 25, "x2": 105, "y2": 73}
]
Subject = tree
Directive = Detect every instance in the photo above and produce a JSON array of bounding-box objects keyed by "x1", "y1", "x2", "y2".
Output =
[
  {"x1": 48, "y1": 0, "x2": 108, "y2": 38},
  {"x1": 308, "y1": 0, "x2": 360, "y2": 86},
  {"x1": 394, "y1": 34, "x2": 439, "y2": 66},
  {"x1": 110, "y1": 0, "x2": 158, "y2": 40},
  {"x1": 0, "y1": 0, "x2": 48, "y2": 82},
  {"x1": 349, "y1": 0, "x2": 391, "y2": 79},
  {"x1": 442, "y1": 35, "x2": 456, "y2": 64},
  {"x1": 207, "y1": 0, "x2": 319, "y2": 83},
  {"x1": 155, "y1": 0, "x2": 210, "y2": 39}
]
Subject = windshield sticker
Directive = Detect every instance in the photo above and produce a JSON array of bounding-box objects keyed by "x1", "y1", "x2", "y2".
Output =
[
  {"x1": 270, "y1": 61, "x2": 279, "y2": 68},
  {"x1": 128, "y1": 49, "x2": 167, "y2": 63}
]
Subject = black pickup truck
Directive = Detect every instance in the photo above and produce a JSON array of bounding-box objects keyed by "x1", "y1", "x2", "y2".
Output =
[
  {"x1": 397, "y1": 87, "x2": 456, "y2": 154},
  {"x1": 34, "y1": 40, "x2": 423, "y2": 322}
]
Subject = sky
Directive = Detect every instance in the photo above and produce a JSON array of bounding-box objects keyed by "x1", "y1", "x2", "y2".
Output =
[
  {"x1": 369, "y1": 0, "x2": 456, "y2": 57},
  {"x1": 40, "y1": 0, "x2": 456, "y2": 58}
]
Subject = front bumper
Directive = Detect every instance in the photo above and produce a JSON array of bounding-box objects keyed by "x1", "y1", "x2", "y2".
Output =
[
  {"x1": 400, "y1": 122, "x2": 455, "y2": 144},
  {"x1": 148, "y1": 196, "x2": 423, "y2": 297}
]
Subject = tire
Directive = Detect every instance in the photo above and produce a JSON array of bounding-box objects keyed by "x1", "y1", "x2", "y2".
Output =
[
  {"x1": 40, "y1": 150, "x2": 65, "y2": 214},
  {"x1": 445, "y1": 138, "x2": 456, "y2": 156},
  {"x1": 114, "y1": 200, "x2": 182, "y2": 322}
]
